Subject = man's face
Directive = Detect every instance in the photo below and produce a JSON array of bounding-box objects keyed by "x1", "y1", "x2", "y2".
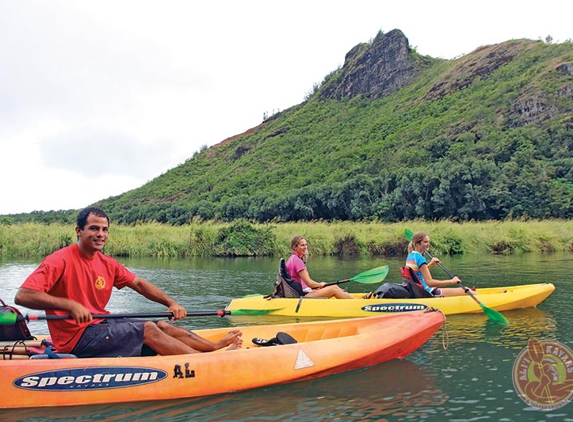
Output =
[{"x1": 76, "y1": 213, "x2": 109, "y2": 254}]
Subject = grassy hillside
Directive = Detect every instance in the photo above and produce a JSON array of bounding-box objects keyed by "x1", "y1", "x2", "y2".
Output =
[
  {"x1": 5, "y1": 31, "x2": 572, "y2": 226},
  {"x1": 93, "y1": 33, "x2": 572, "y2": 225}
]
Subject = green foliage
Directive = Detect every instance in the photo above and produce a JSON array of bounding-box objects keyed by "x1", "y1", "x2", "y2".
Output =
[
  {"x1": 0, "y1": 216, "x2": 14, "y2": 226},
  {"x1": 188, "y1": 223, "x2": 217, "y2": 256},
  {"x1": 2, "y1": 220, "x2": 573, "y2": 259},
  {"x1": 2, "y1": 210, "x2": 77, "y2": 225},
  {"x1": 212, "y1": 220, "x2": 277, "y2": 256},
  {"x1": 0, "y1": 223, "x2": 77, "y2": 257},
  {"x1": 428, "y1": 231, "x2": 465, "y2": 255},
  {"x1": 2, "y1": 39, "x2": 573, "y2": 225},
  {"x1": 333, "y1": 233, "x2": 363, "y2": 256}
]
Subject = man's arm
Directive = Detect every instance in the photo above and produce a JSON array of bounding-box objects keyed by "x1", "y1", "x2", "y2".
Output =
[
  {"x1": 14, "y1": 288, "x2": 93, "y2": 323},
  {"x1": 128, "y1": 277, "x2": 187, "y2": 319}
]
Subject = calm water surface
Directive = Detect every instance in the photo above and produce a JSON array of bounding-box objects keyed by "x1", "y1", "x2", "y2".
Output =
[{"x1": 1, "y1": 253, "x2": 571, "y2": 421}]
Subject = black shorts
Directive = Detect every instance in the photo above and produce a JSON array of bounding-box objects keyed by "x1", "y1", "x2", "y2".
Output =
[{"x1": 72, "y1": 319, "x2": 150, "y2": 358}]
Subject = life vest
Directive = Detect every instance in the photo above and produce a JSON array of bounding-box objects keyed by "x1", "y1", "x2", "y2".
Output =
[{"x1": 400, "y1": 266, "x2": 435, "y2": 297}]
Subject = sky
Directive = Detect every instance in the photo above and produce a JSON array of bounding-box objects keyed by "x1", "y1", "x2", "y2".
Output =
[{"x1": 1, "y1": 0, "x2": 571, "y2": 215}]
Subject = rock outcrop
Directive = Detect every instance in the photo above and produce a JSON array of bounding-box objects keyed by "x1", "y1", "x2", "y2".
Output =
[{"x1": 319, "y1": 29, "x2": 418, "y2": 100}]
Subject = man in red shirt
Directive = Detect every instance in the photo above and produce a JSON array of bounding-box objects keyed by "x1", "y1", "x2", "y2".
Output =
[{"x1": 15, "y1": 207, "x2": 242, "y2": 357}]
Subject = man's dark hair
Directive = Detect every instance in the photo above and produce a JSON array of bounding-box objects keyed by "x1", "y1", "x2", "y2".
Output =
[{"x1": 76, "y1": 207, "x2": 110, "y2": 230}]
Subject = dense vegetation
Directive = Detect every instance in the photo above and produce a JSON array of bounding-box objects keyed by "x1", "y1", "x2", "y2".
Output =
[
  {"x1": 98, "y1": 38, "x2": 573, "y2": 225},
  {"x1": 2, "y1": 219, "x2": 573, "y2": 259},
  {"x1": 2, "y1": 33, "x2": 573, "y2": 226}
]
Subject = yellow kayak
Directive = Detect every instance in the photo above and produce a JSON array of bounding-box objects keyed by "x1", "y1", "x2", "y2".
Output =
[{"x1": 226, "y1": 283, "x2": 555, "y2": 317}]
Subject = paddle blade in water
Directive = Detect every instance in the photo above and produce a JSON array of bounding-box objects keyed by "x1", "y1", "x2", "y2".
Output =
[
  {"x1": 350, "y1": 265, "x2": 390, "y2": 284},
  {"x1": 482, "y1": 305, "x2": 509, "y2": 325}
]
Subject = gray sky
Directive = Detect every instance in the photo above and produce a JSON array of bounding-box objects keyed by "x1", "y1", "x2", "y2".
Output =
[{"x1": 1, "y1": 0, "x2": 571, "y2": 214}]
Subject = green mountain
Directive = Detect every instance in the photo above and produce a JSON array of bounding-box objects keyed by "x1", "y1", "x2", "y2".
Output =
[{"x1": 94, "y1": 29, "x2": 573, "y2": 224}]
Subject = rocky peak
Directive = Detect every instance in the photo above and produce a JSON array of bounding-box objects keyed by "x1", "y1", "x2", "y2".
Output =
[{"x1": 319, "y1": 29, "x2": 418, "y2": 100}]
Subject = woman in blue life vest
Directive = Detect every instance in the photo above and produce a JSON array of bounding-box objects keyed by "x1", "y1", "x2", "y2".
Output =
[{"x1": 406, "y1": 231, "x2": 475, "y2": 297}]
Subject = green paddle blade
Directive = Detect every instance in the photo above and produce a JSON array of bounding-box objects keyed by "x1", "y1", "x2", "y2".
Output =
[
  {"x1": 350, "y1": 265, "x2": 389, "y2": 284},
  {"x1": 0, "y1": 312, "x2": 18, "y2": 324},
  {"x1": 229, "y1": 308, "x2": 284, "y2": 316},
  {"x1": 481, "y1": 303, "x2": 510, "y2": 325},
  {"x1": 404, "y1": 228, "x2": 414, "y2": 242}
]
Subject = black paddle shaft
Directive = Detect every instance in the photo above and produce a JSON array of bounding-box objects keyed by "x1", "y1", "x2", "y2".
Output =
[
  {"x1": 424, "y1": 250, "x2": 473, "y2": 294},
  {"x1": 22, "y1": 310, "x2": 230, "y2": 321}
]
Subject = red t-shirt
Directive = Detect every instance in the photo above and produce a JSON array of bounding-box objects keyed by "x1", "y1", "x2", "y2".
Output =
[{"x1": 21, "y1": 244, "x2": 136, "y2": 353}]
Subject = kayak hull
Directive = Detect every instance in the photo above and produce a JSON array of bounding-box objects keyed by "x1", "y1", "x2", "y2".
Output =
[
  {"x1": 0, "y1": 310, "x2": 444, "y2": 409},
  {"x1": 227, "y1": 283, "x2": 555, "y2": 317}
]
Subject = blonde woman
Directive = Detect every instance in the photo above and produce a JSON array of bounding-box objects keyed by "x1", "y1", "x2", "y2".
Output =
[
  {"x1": 286, "y1": 236, "x2": 355, "y2": 299},
  {"x1": 406, "y1": 231, "x2": 475, "y2": 297}
]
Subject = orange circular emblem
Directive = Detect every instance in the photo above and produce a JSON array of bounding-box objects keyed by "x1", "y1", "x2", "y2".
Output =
[
  {"x1": 513, "y1": 337, "x2": 573, "y2": 410},
  {"x1": 94, "y1": 276, "x2": 106, "y2": 290}
]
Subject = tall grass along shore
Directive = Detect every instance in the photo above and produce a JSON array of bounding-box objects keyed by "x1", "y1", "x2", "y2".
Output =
[{"x1": 1, "y1": 220, "x2": 573, "y2": 259}]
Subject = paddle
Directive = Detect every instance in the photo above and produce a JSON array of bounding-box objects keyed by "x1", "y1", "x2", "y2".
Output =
[
  {"x1": 323, "y1": 265, "x2": 390, "y2": 287},
  {"x1": 0, "y1": 308, "x2": 275, "y2": 325},
  {"x1": 293, "y1": 265, "x2": 390, "y2": 313},
  {"x1": 404, "y1": 228, "x2": 509, "y2": 325}
]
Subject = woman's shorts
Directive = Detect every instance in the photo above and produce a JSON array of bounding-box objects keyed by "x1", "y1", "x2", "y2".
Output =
[
  {"x1": 431, "y1": 288, "x2": 443, "y2": 296},
  {"x1": 72, "y1": 318, "x2": 148, "y2": 358}
]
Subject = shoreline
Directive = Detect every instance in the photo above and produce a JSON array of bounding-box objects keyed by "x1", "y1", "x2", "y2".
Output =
[{"x1": 1, "y1": 219, "x2": 572, "y2": 258}]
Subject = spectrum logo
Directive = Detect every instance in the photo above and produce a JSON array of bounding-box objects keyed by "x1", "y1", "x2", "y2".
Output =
[
  {"x1": 361, "y1": 303, "x2": 428, "y2": 313},
  {"x1": 14, "y1": 366, "x2": 167, "y2": 391}
]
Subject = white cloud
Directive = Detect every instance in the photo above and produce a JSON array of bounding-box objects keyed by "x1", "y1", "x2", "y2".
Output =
[
  {"x1": 38, "y1": 129, "x2": 177, "y2": 178},
  {"x1": 1, "y1": 0, "x2": 571, "y2": 214}
]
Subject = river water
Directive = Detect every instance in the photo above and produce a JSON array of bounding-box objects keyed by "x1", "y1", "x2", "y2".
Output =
[{"x1": 1, "y1": 252, "x2": 571, "y2": 421}]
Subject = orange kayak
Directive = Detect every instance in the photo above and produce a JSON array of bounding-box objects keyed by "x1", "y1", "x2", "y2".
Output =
[{"x1": 0, "y1": 310, "x2": 444, "y2": 409}]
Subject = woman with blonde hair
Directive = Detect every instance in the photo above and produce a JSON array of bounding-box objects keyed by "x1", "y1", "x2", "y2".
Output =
[
  {"x1": 406, "y1": 231, "x2": 475, "y2": 297},
  {"x1": 286, "y1": 236, "x2": 355, "y2": 299}
]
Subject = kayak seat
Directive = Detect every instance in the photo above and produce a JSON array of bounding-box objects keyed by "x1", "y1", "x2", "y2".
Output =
[
  {"x1": 264, "y1": 258, "x2": 304, "y2": 298},
  {"x1": 400, "y1": 267, "x2": 435, "y2": 298}
]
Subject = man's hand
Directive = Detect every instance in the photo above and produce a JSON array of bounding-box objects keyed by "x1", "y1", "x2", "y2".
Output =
[
  {"x1": 68, "y1": 302, "x2": 93, "y2": 323},
  {"x1": 167, "y1": 302, "x2": 187, "y2": 320}
]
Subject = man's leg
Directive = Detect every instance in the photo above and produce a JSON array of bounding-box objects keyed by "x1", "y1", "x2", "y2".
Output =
[
  {"x1": 142, "y1": 321, "x2": 203, "y2": 355},
  {"x1": 156, "y1": 320, "x2": 242, "y2": 352}
]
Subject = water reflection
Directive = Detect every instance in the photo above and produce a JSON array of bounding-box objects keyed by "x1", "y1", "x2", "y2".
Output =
[
  {"x1": 1, "y1": 254, "x2": 571, "y2": 421},
  {"x1": 3, "y1": 360, "x2": 446, "y2": 422},
  {"x1": 440, "y1": 307, "x2": 558, "y2": 348}
]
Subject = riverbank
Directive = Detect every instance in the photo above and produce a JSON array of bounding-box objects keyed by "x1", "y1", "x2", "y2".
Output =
[{"x1": 1, "y1": 219, "x2": 572, "y2": 258}]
